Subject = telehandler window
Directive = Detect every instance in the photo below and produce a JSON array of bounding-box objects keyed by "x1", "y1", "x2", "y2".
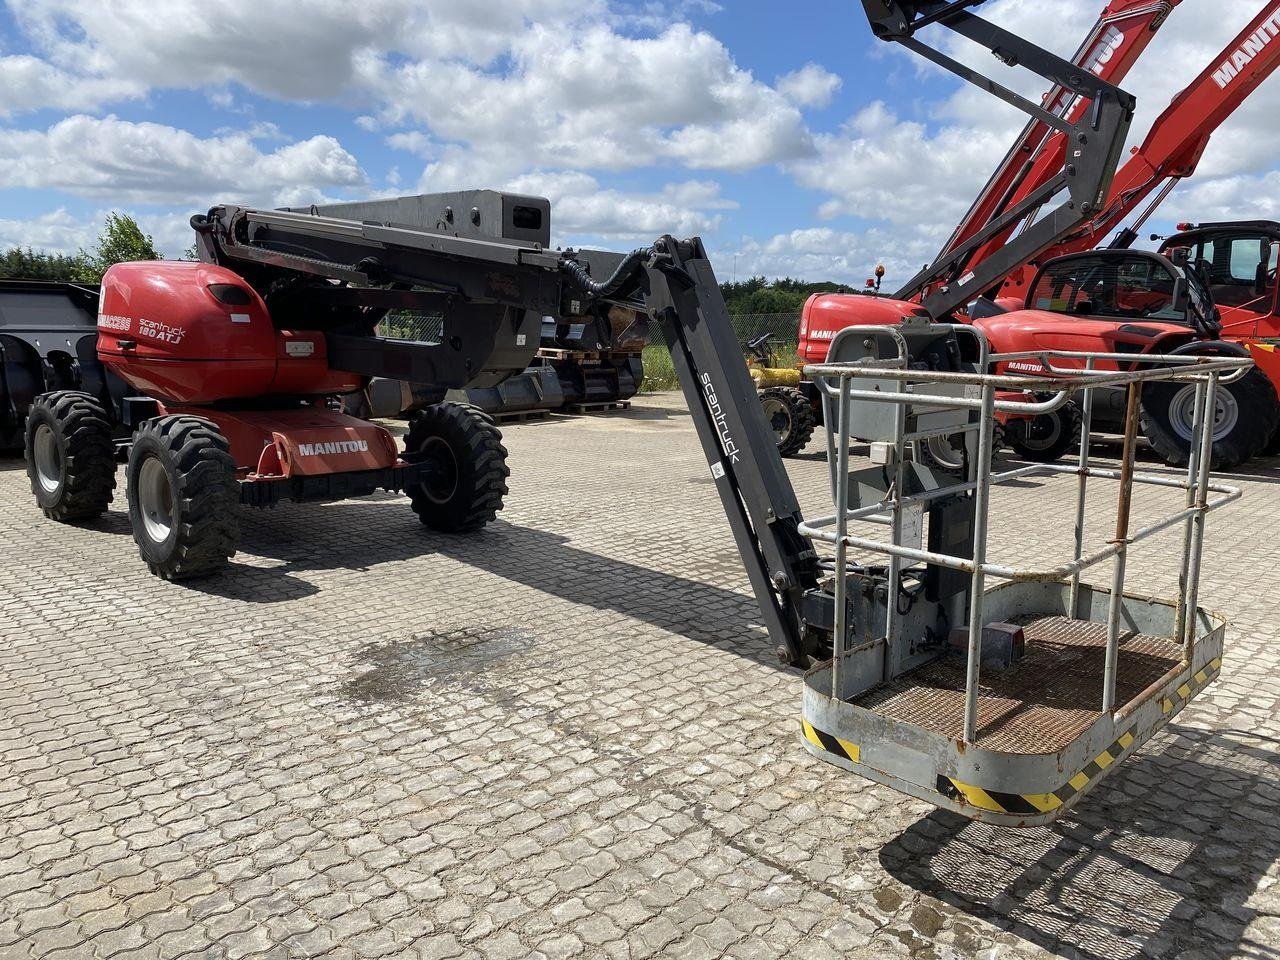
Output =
[
  {"x1": 1031, "y1": 254, "x2": 1180, "y2": 321},
  {"x1": 1191, "y1": 234, "x2": 1278, "y2": 308}
]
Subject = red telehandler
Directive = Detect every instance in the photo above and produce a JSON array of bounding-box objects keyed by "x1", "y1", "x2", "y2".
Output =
[
  {"x1": 798, "y1": 0, "x2": 1280, "y2": 468},
  {"x1": 764, "y1": 0, "x2": 1181, "y2": 459}
]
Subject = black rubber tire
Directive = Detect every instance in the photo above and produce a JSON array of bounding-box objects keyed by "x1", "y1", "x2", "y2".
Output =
[
  {"x1": 406, "y1": 402, "x2": 509, "y2": 532},
  {"x1": 759, "y1": 386, "x2": 817, "y2": 458},
  {"x1": 1141, "y1": 368, "x2": 1280, "y2": 469},
  {"x1": 1265, "y1": 423, "x2": 1280, "y2": 456},
  {"x1": 1006, "y1": 400, "x2": 1082, "y2": 463},
  {"x1": 126, "y1": 416, "x2": 240, "y2": 580},
  {"x1": 915, "y1": 421, "x2": 1006, "y2": 474},
  {"x1": 24, "y1": 391, "x2": 117, "y2": 521}
]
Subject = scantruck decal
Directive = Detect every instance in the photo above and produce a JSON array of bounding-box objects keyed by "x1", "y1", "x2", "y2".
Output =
[{"x1": 700, "y1": 371, "x2": 741, "y2": 464}]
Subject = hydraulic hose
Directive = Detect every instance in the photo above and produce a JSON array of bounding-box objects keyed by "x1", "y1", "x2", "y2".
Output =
[{"x1": 560, "y1": 247, "x2": 652, "y2": 300}]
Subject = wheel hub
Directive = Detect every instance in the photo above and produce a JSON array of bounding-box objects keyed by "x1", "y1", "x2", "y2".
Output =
[
  {"x1": 32, "y1": 423, "x2": 62, "y2": 494},
  {"x1": 417, "y1": 436, "x2": 459, "y2": 505},
  {"x1": 137, "y1": 457, "x2": 175, "y2": 543},
  {"x1": 761, "y1": 397, "x2": 791, "y2": 441},
  {"x1": 1022, "y1": 412, "x2": 1063, "y2": 450},
  {"x1": 1168, "y1": 384, "x2": 1238, "y2": 444}
]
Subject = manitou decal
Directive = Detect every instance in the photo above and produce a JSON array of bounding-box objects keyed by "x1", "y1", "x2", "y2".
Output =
[
  {"x1": 98, "y1": 314, "x2": 131, "y2": 332},
  {"x1": 1212, "y1": 8, "x2": 1280, "y2": 88},
  {"x1": 1046, "y1": 26, "x2": 1124, "y2": 115},
  {"x1": 297, "y1": 440, "x2": 369, "y2": 456},
  {"x1": 700, "y1": 371, "x2": 741, "y2": 464}
]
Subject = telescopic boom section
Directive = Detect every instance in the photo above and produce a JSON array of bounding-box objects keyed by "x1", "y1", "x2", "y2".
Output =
[
  {"x1": 1010, "y1": 0, "x2": 1280, "y2": 270},
  {"x1": 930, "y1": 1, "x2": 1179, "y2": 301},
  {"x1": 861, "y1": 1, "x2": 1137, "y2": 319}
]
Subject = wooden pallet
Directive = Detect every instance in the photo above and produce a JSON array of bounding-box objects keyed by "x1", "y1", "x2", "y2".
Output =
[
  {"x1": 565, "y1": 400, "x2": 631, "y2": 414},
  {"x1": 491, "y1": 408, "x2": 553, "y2": 423}
]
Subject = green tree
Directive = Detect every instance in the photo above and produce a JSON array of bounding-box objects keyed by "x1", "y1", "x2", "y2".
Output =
[
  {"x1": 75, "y1": 213, "x2": 162, "y2": 281},
  {"x1": 0, "y1": 247, "x2": 86, "y2": 281}
]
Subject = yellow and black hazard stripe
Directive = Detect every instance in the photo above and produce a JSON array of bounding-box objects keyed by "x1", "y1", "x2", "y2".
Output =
[
  {"x1": 1161, "y1": 657, "x2": 1221, "y2": 714},
  {"x1": 800, "y1": 718, "x2": 860, "y2": 763},
  {"x1": 803, "y1": 658, "x2": 1223, "y2": 817},
  {"x1": 934, "y1": 727, "x2": 1137, "y2": 816}
]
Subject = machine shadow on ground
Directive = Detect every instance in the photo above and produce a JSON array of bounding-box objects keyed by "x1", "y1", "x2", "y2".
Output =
[
  {"x1": 216, "y1": 497, "x2": 791, "y2": 672},
  {"x1": 880, "y1": 727, "x2": 1280, "y2": 960}
]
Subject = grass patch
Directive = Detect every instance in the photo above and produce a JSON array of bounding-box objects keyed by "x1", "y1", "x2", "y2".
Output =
[
  {"x1": 639, "y1": 341, "x2": 802, "y2": 394},
  {"x1": 639, "y1": 344, "x2": 680, "y2": 392}
]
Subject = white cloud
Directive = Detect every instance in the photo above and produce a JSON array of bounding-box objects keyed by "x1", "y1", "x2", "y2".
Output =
[
  {"x1": 0, "y1": 207, "x2": 201, "y2": 259},
  {"x1": 0, "y1": 208, "x2": 96, "y2": 255},
  {"x1": 8, "y1": 0, "x2": 415, "y2": 102},
  {"x1": 363, "y1": 22, "x2": 815, "y2": 176},
  {"x1": 1166, "y1": 172, "x2": 1280, "y2": 224},
  {"x1": 0, "y1": 55, "x2": 143, "y2": 117},
  {"x1": 776, "y1": 64, "x2": 842, "y2": 109},
  {"x1": 722, "y1": 225, "x2": 940, "y2": 287},
  {"x1": 505, "y1": 171, "x2": 736, "y2": 240},
  {"x1": 385, "y1": 131, "x2": 435, "y2": 159},
  {"x1": 0, "y1": 115, "x2": 367, "y2": 206},
  {"x1": 790, "y1": 101, "x2": 1009, "y2": 227}
]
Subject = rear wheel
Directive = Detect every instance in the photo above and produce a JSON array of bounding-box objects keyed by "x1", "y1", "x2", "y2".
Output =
[
  {"x1": 759, "y1": 386, "x2": 816, "y2": 457},
  {"x1": 24, "y1": 391, "x2": 116, "y2": 521},
  {"x1": 1141, "y1": 368, "x2": 1279, "y2": 469},
  {"x1": 126, "y1": 416, "x2": 240, "y2": 580},
  {"x1": 406, "y1": 402, "x2": 509, "y2": 532},
  {"x1": 1006, "y1": 400, "x2": 1082, "y2": 463}
]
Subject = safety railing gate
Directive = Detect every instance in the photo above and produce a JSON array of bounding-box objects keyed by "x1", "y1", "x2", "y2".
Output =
[{"x1": 795, "y1": 320, "x2": 1250, "y2": 825}]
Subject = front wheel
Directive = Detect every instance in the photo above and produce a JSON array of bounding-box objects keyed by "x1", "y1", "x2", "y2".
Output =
[
  {"x1": 759, "y1": 386, "x2": 816, "y2": 457},
  {"x1": 1141, "y1": 369, "x2": 1279, "y2": 469},
  {"x1": 126, "y1": 416, "x2": 241, "y2": 580},
  {"x1": 405, "y1": 402, "x2": 509, "y2": 532},
  {"x1": 24, "y1": 391, "x2": 117, "y2": 521},
  {"x1": 1006, "y1": 400, "x2": 1082, "y2": 463}
]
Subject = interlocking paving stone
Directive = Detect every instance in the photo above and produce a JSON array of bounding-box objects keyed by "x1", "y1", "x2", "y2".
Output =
[{"x1": 1, "y1": 393, "x2": 1278, "y2": 959}]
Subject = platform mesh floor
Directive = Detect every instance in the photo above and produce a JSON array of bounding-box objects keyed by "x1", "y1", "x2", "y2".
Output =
[{"x1": 849, "y1": 616, "x2": 1184, "y2": 754}]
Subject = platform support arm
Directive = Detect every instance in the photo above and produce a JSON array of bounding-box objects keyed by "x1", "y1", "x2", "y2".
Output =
[{"x1": 634, "y1": 238, "x2": 822, "y2": 666}]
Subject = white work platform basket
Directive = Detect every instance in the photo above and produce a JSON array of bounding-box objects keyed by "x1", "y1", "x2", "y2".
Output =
[{"x1": 796, "y1": 323, "x2": 1249, "y2": 826}]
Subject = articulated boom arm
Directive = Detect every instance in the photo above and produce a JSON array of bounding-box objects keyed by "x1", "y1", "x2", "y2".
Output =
[
  {"x1": 1027, "y1": 0, "x2": 1280, "y2": 265},
  {"x1": 192, "y1": 205, "x2": 823, "y2": 664},
  {"x1": 929, "y1": 1, "x2": 1178, "y2": 302},
  {"x1": 863, "y1": 1, "x2": 1136, "y2": 319}
]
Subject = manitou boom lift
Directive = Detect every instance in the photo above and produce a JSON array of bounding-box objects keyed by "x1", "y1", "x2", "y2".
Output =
[
  {"x1": 20, "y1": 0, "x2": 1251, "y2": 827},
  {"x1": 972, "y1": 0, "x2": 1280, "y2": 466},
  {"x1": 760, "y1": 0, "x2": 1178, "y2": 460}
]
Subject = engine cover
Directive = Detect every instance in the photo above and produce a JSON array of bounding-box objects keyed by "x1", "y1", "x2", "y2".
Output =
[{"x1": 97, "y1": 260, "x2": 363, "y2": 403}]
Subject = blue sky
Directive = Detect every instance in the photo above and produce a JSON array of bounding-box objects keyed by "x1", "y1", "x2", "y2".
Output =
[{"x1": 2, "y1": 0, "x2": 1278, "y2": 287}]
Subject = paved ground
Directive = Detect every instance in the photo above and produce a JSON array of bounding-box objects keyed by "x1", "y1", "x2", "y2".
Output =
[{"x1": 1, "y1": 392, "x2": 1278, "y2": 960}]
